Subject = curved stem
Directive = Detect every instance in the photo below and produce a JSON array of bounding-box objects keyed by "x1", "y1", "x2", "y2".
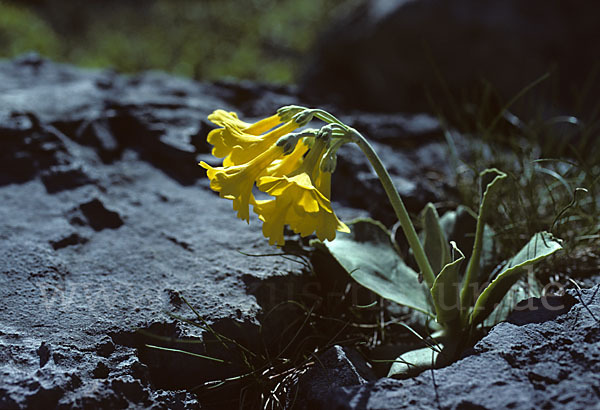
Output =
[
  {"x1": 349, "y1": 128, "x2": 436, "y2": 289},
  {"x1": 313, "y1": 110, "x2": 349, "y2": 130}
]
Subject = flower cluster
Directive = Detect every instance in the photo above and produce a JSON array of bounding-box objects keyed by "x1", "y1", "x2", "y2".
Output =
[{"x1": 200, "y1": 108, "x2": 350, "y2": 246}]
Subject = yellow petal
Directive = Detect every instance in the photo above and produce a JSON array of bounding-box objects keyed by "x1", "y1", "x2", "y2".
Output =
[
  {"x1": 254, "y1": 198, "x2": 288, "y2": 246},
  {"x1": 208, "y1": 110, "x2": 249, "y2": 128},
  {"x1": 297, "y1": 189, "x2": 319, "y2": 213},
  {"x1": 206, "y1": 110, "x2": 300, "y2": 166},
  {"x1": 263, "y1": 140, "x2": 308, "y2": 177},
  {"x1": 200, "y1": 146, "x2": 284, "y2": 222},
  {"x1": 226, "y1": 120, "x2": 299, "y2": 166},
  {"x1": 243, "y1": 114, "x2": 282, "y2": 135},
  {"x1": 337, "y1": 220, "x2": 351, "y2": 233},
  {"x1": 257, "y1": 176, "x2": 289, "y2": 196}
]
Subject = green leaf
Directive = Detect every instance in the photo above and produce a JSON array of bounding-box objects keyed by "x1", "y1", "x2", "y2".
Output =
[
  {"x1": 439, "y1": 205, "x2": 478, "y2": 241},
  {"x1": 438, "y1": 207, "x2": 458, "y2": 240},
  {"x1": 422, "y1": 203, "x2": 451, "y2": 276},
  {"x1": 387, "y1": 346, "x2": 440, "y2": 378},
  {"x1": 461, "y1": 169, "x2": 508, "y2": 308},
  {"x1": 440, "y1": 205, "x2": 498, "y2": 280},
  {"x1": 318, "y1": 218, "x2": 434, "y2": 317},
  {"x1": 483, "y1": 271, "x2": 542, "y2": 327},
  {"x1": 431, "y1": 243, "x2": 465, "y2": 324},
  {"x1": 479, "y1": 224, "x2": 498, "y2": 280},
  {"x1": 470, "y1": 232, "x2": 562, "y2": 326}
]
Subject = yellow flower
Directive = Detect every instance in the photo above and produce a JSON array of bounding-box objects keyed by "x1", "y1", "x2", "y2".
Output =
[
  {"x1": 291, "y1": 171, "x2": 349, "y2": 239},
  {"x1": 206, "y1": 110, "x2": 299, "y2": 166},
  {"x1": 262, "y1": 139, "x2": 309, "y2": 178},
  {"x1": 201, "y1": 109, "x2": 349, "y2": 246},
  {"x1": 254, "y1": 140, "x2": 349, "y2": 246},
  {"x1": 252, "y1": 199, "x2": 293, "y2": 246},
  {"x1": 199, "y1": 145, "x2": 285, "y2": 222}
]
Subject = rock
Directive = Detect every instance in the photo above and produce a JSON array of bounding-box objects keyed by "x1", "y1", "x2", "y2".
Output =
[
  {"x1": 313, "y1": 287, "x2": 600, "y2": 409},
  {"x1": 40, "y1": 163, "x2": 95, "y2": 194},
  {"x1": 76, "y1": 198, "x2": 124, "y2": 231},
  {"x1": 75, "y1": 119, "x2": 120, "y2": 162},
  {"x1": 49, "y1": 232, "x2": 89, "y2": 251},
  {"x1": 0, "y1": 56, "x2": 314, "y2": 409},
  {"x1": 0, "y1": 55, "x2": 453, "y2": 408},
  {"x1": 290, "y1": 345, "x2": 376, "y2": 410},
  {"x1": 301, "y1": 0, "x2": 600, "y2": 123},
  {"x1": 0, "y1": 113, "x2": 71, "y2": 186}
]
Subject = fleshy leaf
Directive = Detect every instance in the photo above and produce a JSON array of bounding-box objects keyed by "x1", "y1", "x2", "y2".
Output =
[
  {"x1": 479, "y1": 224, "x2": 498, "y2": 281},
  {"x1": 439, "y1": 205, "x2": 496, "y2": 275},
  {"x1": 387, "y1": 346, "x2": 440, "y2": 378},
  {"x1": 438, "y1": 207, "x2": 458, "y2": 241},
  {"x1": 431, "y1": 242, "x2": 465, "y2": 324},
  {"x1": 470, "y1": 231, "x2": 562, "y2": 326},
  {"x1": 483, "y1": 271, "x2": 542, "y2": 327},
  {"x1": 317, "y1": 218, "x2": 434, "y2": 317},
  {"x1": 423, "y1": 203, "x2": 451, "y2": 276}
]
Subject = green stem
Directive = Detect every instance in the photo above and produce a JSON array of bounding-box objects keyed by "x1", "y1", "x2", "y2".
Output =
[
  {"x1": 458, "y1": 169, "x2": 506, "y2": 323},
  {"x1": 313, "y1": 111, "x2": 349, "y2": 130},
  {"x1": 349, "y1": 128, "x2": 436, "y2": 289}
]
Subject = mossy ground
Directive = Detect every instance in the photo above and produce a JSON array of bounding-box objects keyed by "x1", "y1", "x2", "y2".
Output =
[{"x1": 0, "y1": 0, "x2": 355, "y2": 83}]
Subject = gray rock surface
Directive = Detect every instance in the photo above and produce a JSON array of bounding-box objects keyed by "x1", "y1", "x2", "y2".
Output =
[
  {"x1": 301, "y1": 0, "x2": 600, "y2": 123},
  {"x1": 0, "y1": 54, "x2": 308, "y2": 409},
  {"x1": 312, "y1": 288, "x2": 600, "y2": 409},
  {"x1": 290, "y1": 345, "x2": 376, "y2": 410},
  {"x1": 0, "y1": 55, "x2": 452, "y2": 408}
]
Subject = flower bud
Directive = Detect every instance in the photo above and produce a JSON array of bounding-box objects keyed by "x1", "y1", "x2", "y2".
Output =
[
  {"x1": 317, "y1": 124, "x2": 334, "y2": 141},
  {"x1": 320, "y1": 150, "x2": 338, "y2": 173},
  {"x1": 292, "y1": 110, "x2": 315, "y2": 126},
  {"x1": 276, "y1": 133, "x2": 300, "y2": 155},
  {"x1": 277, "y1": 129, "x2": 321, "y2": 154},
  {"x1": 319, "y1": 137, "x2": 345, "y2": 173},
  {"x1": 277, "y1": 105, "x2": 306, "y2": 123}
]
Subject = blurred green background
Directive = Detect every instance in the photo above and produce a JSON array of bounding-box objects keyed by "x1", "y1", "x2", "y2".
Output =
[{"x1": 0, "y1": 0, "x2": 355, "y2": 83}]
